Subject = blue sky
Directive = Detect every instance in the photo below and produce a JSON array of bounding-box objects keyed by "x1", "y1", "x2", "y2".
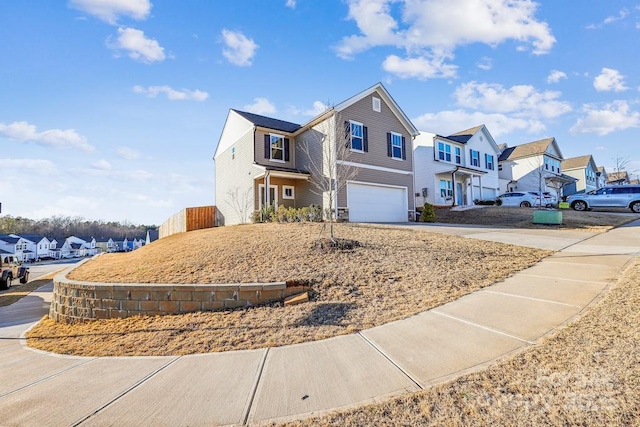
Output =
[{"x1": 1, "y1": 0, "x2": 639, "y2": 225}]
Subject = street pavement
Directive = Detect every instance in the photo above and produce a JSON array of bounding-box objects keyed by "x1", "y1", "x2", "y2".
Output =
[{"x1": 1, "y1": 221, "x2": 638, "y2": 426}]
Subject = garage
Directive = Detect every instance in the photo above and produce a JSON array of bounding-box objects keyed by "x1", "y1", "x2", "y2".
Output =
[{"x1": 347, "y1": 182, "x2": 408, "y2": 223}]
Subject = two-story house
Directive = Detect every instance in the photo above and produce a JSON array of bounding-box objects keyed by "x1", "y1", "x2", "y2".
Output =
[
  {"x1": 498, "y1": 138, "x2": 576, "y2": 198},
  {"x1": 413, "y1": 125, "x2": 501, "y2": 207},
  {"x1": 596, "y1": 166, "x2": 608, "y2": 189},
  {"x1": 214, "y1": 83, "x2": 419, "y2": 225},
  {"x1": 607, "y1": 171, "x2": 630, "y2": 185},
  {"x1": 562, "y1": 155, "x2": 599, "y2": 196}
]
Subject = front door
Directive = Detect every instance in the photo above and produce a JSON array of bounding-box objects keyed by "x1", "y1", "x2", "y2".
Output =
[
  {"x1": 456, "y1": 182, "x2": 464, "y2": 205},
  {"x1": 259, "y1": 185, "x2": 278, "y2": 209}
]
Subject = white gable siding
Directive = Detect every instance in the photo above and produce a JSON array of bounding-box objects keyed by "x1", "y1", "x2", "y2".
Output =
[{"x1": 214, "y1": 111, "x2": 254, "y2": 159}]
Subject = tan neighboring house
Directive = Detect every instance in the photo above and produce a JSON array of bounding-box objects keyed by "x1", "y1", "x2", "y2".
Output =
[
  {"x1": 498, "y1": 138, "x2": 576, "y2": 197},
  {"x1": 607, "y1": 171, "x2": 631, "y2": 185},
  {"x1": 214, "y1": 83, "x2": 419, "y2": 225},
  {"x1": 562, "y1": 154, "x2": 599, "y2": 196}
]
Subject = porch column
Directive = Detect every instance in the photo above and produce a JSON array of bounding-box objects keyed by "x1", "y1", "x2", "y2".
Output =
[
  {"x1": 265, "y1": 171, "x2": 271, "y2": 207},
  {"x1": 478, "y1": 175, "x2": 483, "y2": 200},
  {"x1": 468, "y1": 176, "x2": 474, "y2": 205}
]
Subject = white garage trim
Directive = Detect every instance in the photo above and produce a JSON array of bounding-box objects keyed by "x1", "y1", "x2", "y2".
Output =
[{"x1": 347, "y1": 181, "x2": 408, "y2": 223}]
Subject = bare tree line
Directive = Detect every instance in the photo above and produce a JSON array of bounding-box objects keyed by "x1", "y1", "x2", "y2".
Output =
[{"x1": 0, "y1": 215, "x2": 156, "y2": 240}]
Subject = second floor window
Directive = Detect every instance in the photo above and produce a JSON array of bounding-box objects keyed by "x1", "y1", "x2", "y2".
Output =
[
  {"x1": 485, "y1": 154, "x2": 494, "y2": 170},
  {"x1": 391, "y1": 132, "x2": 403, "y2": 159},
  {"x1": 438, "y1": 142, "x2": 451, "y2": 161},
  {"x1": 455, "y1": 147, "x2": 461, "y2": 164},
  {"x1": 350, "y1": 121, "x2": 364, "y2": 151},
  {"x1": 270, "y1": 135, "x2": 284, "y2": 161},
  {"x1": 470, "y1": 149, "x2": 480, "y2": 167}
]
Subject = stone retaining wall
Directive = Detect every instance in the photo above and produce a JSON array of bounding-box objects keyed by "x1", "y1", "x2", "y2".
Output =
[{"x1": 50, "y1": 268, "x2": 309, "y2": 324}]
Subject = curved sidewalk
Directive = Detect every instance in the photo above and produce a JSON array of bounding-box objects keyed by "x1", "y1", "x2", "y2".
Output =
[{"x1": 1, "y1": 221, "x2": 639, "y2": 426}]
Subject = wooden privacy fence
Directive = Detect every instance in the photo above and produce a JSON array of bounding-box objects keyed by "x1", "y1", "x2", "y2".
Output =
[{"x1": 159, "y1": 206, "x2": 216, "y2": 239}]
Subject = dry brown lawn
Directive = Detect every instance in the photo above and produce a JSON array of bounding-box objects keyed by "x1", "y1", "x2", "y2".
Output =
[
  {"x1": 280, "y1": 259, "x2": 640, "y2": 427},
  {"x1": 27, "y1": 223, "x2": 549, "y2": 356},
  {"x1": 434, "y1": 206, "x2": 638, "y2": 231}
]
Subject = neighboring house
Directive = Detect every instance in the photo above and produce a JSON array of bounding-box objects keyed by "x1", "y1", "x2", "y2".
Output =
[
  {"x1": 596, "y1": 166, "x2": 608, "y2": 189},
  {"x1": 562, "y1": 155, "x2": 599, "y2": 196},
  {"x1": 0, "y1": 235, "x2": 35, "y2": 262},
  {"x1": 414, "y1": 125, "x2": 501, "y2": 207},
  {"x1": 112, "y1": 238, "x2": 130, "y2": 252},
  {"x1": 214, "y1": 83, "x2": 420, "y2": 225},
  {"x1": 95, "y1": 237, "x2": 115, "y2": 253},
  {"x1": 133, "y1": 238, "x2": 144, "y2": 250},
  {"x1": 146, "y1": 229, "x2": 159, "y2": 245},
  {"x1": 498, "y1": 138, "x2": 576, "y2": 198},
  {"x1": 607, "y1": 171, "x2": 630, "y2": 185}
]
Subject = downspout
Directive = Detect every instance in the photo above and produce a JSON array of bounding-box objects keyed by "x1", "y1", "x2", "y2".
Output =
[{"x1": 451, "y1": 168, "x2": 458, "y2": 207}]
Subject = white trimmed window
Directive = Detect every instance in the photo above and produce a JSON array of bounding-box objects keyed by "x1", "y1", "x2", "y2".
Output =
[
  {"x1": 350, "y1": 121, "x2": 364, "y2": 151},
  {"x1": 391, "y1": 132, "x2": 403, "y2": 159},
  {"x1": 440, "y1": 180, "x2": 453, "y2": 198},
  {"x1": 438, "y1": 142, "x2": 451, "y2": 162},
  {"x1": 270, "y1": 134, "x2": 284, "y2": 162},
  {"x1": 454, "y1": 147, "x2": 461, "y2": 164},
  {"x1": 283, "y1": 185, "x2": 295, "y2": 199},
  {"x1": 470, "y1": 149, "x2": 480, "y2": 167}
]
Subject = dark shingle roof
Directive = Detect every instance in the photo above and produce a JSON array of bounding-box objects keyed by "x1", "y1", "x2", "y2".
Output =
[
  {"x1": 233, "y1": 110, "x2": 301, "y2": 133},
  {"x1": 0, "y1": 235, "x2": 20, "y2": 244},
  {"x1": 445, "y1": 125, "x2": 484, "y2": 144}
]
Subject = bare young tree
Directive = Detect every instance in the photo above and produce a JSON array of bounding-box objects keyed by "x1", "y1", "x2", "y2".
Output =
[
  {"x1": 226, "y1": 186, "x2": 253, "y2": 224},
  {"x1": 298, "y1": 112, "x2": 359, "y2": 239}
]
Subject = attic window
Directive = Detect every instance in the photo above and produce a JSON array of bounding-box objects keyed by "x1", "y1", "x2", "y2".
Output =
[{"x1": 372, "y1": 97, "x2": 381, "y2": 112}]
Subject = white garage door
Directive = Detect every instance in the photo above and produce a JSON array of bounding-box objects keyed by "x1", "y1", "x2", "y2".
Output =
[{"x1": 348, "y1": 183, "x2": 407, "y2": 223}]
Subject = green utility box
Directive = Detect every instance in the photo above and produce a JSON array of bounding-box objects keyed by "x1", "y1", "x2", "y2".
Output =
[
  {"x1": 533, "y1": 210, "x2": 563, "y2": 225},
  {"x1": 558, "y1": 202, "x2": 570, "y2": 209}
]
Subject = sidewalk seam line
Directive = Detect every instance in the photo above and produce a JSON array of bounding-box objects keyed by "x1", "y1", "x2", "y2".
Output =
[
  {"x1": 357, "y1": 332, "x2": 424, "y2": 391},
  {"x1": 72, "y1": 356, "x2": 181, "y2": 427},
  {"x1": 481, "y1": 290, "x2": 583, "y2": 308},
  {"x1": 0, "y1": 358, "x2": 97, "y2": 399},
  {"x1": 518, "y1": 274, "x2": 609, "y2": 285},
  {"x1": 242, "y1": 347, "x2": 269, "y2": 426},
  {"x1": 431, "y1": 311, "x2": 535, "y2": 345}
]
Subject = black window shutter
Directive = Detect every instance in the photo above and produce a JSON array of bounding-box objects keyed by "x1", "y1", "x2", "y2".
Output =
[
  {"x1": 344, "y1": 121, "x2": 350, "y2": 148},
  {"x1": 387, "y1": 132, "x2": 392, "y2": 157},
  {"x1": 284, "y1": 138, "x2": 290, "y2": 162},
  {"x1": 264, "y1": 134, "x2": 270, "y2": 159},
  {"x1": 401, "y1": 136, "x2": 406, "y2": 160},
  {"x1": 363, "y1": 126, "x2": 368, "y2": 152}
]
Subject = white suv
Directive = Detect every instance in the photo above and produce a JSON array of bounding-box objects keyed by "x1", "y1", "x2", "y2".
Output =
[{"x1": 567, "y1": 185, "x2": 640, "y2": 213}]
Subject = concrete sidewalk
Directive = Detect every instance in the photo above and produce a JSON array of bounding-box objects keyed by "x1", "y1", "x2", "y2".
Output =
[{"x1": 1, "y1": 222, "x2": 639, "y2": 426}]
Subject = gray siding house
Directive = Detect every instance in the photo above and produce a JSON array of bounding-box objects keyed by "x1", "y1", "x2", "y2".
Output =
[{"x1": 214, "y1": 83, "x2": 419, "y2": 225}]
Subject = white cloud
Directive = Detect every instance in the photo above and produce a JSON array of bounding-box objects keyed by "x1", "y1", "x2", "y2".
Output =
[
  {"x1": 596, "y1": 146, "x2": 606, "y2": 150},
  {"x1": 0, "y1": 121, "x2": 94, "y2": 151},
  {"x1": 116, "y1": 146, "x2": 141, "y2": 160},
  {"x1": 382, "y1": 54, "x2": 457, "y2": 79},
  {"x1": 336, "y1": 0, "x2": 555, "y2": 79},
  {"x1": 132, "y1": 85, "x2": 209, "y2": 101},
  {"x1": 593, "y1": 68, "x2": 628, "y2": 92},
  {"x1": 587, "y1": 8, "x2": 629, "y2": 29},
  {"x1": 453, "y1": 81, "x2": 572, "y2": 119},
  {"x1": 69, "y1": 0, "x2": 151, "y2": 25},
  {"x1": 244, "y1": 98, "x2": 276, "y2": 115},
  {"x1": 221, "y1": 29, "x2": 258, "y2": 66},
  {"x1": 412, "y1": 109, "x2": 545, "y2": 137},
  {"x1": 570, "y1": 101, "x2": 640, "y2": 136},
  {"x1": 285, "y1": 0, "x2": 296, "y2": 8},
  {"x1": 477, "y1": 57, "x2": 492, "y2": 71},
  {"x1": 4, "y1": 159, "x2": 56, "y2": 175},
  {"x1": 91, "y1": 159, "x2": 112, "y2": 170},
  {"x1": 108, "y1": 27, "x2": 165, "y2": 63},
  {"x1": 547, "y1": 69, "x2": 567, "y2": 83}
]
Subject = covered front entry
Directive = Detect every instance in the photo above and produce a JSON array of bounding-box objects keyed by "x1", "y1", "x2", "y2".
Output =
[{"x1": 347, "y1": 182, "x2": 407, "y2": 223}]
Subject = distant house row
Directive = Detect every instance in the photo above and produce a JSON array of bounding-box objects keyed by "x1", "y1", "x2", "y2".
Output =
[
  {"x1": 0, "y1": 230, "x2": 159, "y2": 262},
  {"x1": 214, "y1": 83, "x2": 636, "y2": 225}
]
